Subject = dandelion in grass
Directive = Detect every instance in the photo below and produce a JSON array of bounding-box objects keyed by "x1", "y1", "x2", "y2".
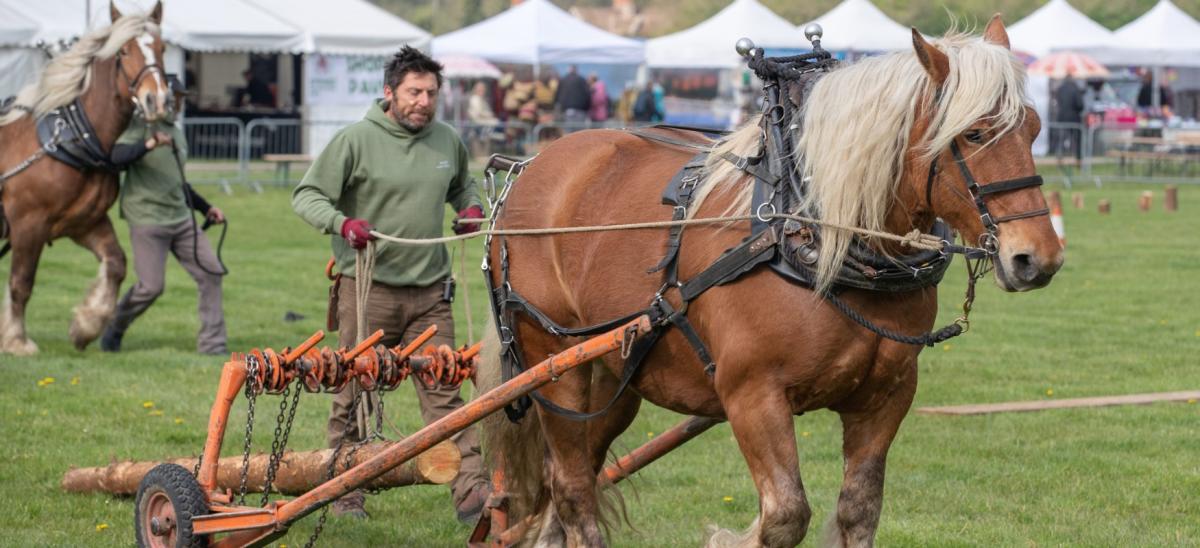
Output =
[
  {"x1": 1046, "y1": 388, "x2": 1054, "y2": 397},
  {"x1": 942, "y1": 344, "x2": 952, "y2": 352},
  {"x1": 149, "y1": 410, "x2": 164, "y2": 417},
  {"x1": 37, "y1": 377, "x2": 55, "y2": 387},
  {"x1": 1188, "y1": 399, "x2": 1196, "y2": 405},
  {"x1": 174, "y1": 417, "x2": 185, "y2": 424},
  {"x1": 70, "y1": 377, "x2": 80, "y2": 385},
  {"x1": 722, "y1": 496, "x2": 733, "y2": 503},
  {"x1": 647, "y1": 432, "x2": 654, "y2": 439},
  {"x1": 142, "y1": 401, "x2": 155, "y2": 409},
  {"x1": 801, "y1": 431, "x2": 811, "y2": 438},
  {"x1": 95, "y1": 523, "x2": 108, "y2": 532}
]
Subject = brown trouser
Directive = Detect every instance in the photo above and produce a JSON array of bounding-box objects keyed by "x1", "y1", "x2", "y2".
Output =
[
  {"x1": 328, "y1": 278, "x2": 485, "y2": 508},
  {"x1": 110, "y1": 219, "x2": 226, "y2": 353}
]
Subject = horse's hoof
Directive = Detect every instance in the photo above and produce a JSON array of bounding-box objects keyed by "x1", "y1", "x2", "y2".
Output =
[
  {"x1": 1, "y1": 337, "x2": 39, "y2": 356},
  {"x1": 69, "y1": 307, "x2": 110, "y2": 350}
]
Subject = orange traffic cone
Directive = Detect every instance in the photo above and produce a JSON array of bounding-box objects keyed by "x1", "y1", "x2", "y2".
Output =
[{"x1": 1050, "y1": 202, "x2": 1065, "y2": 247}]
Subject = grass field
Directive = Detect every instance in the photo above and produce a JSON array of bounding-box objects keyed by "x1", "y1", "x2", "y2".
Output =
[{"x1": 1, "y1": 179, "x2": 1198, "y2": 547}]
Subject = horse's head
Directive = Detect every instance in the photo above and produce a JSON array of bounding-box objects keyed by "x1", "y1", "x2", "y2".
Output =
[
  {"x1": 908, "y1": 17, "x2": 1063, "y2": 291},
  {"x1": 110, "y1": 1, "x2": 168, "y2": 122}
]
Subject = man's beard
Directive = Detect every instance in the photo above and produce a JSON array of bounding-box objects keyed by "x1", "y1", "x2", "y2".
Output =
[{"x1": 388, "y1": 98, "x2": 432, "y2": 132}]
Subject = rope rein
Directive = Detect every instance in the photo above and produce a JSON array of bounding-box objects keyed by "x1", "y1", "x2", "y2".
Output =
[{"x1": 369, "y1": 213, "x2": 950, "y2": 253}]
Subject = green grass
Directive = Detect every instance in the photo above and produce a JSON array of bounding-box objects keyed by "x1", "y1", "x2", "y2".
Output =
[{"x1": 1, "y1": 180, "x2": 1198, "y2": 547}]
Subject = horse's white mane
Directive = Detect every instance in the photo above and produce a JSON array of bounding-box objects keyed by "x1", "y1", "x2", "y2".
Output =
[
  {"x1": 694, "y1": 32, "x2": 1028, "y2": 293},
  {"x1": 0, "y1": 14, "x2": 158, "y2": 127}
]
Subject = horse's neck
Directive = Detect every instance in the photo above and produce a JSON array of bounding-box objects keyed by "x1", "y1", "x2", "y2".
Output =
[
  {"x1": 880, "y1": 181, "x2": 935, "y2": 254},
  {"x1": 80, "y1": 57, "x2": 134, "y2": 152}
]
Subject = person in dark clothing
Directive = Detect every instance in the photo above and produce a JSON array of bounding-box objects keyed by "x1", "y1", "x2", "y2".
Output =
[
  {"x1": 632, "y1": 81, "x2": 660, "y2": 122},
  {"x1": 234, "y1": 69, "x2": 274, "y2": 108},
  {"x1": 554, "y1": 65, "x2": 592, "y2": 124},
  {"x1": 1136, "y1": 71, "x2": 1173, "y2": 114},
  {"x1": 1051, "y1": 74, "x2": 1085, "y2": 158}
]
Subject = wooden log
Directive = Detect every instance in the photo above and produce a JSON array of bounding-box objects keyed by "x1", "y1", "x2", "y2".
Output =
[
  {"x1": 61, "y1": 439, "x2": 460, "y2": 497},
  {"x1": 1098, "y1": 199, "x2": 1111, "y2": 214},
  {"x1": 917, "y1": 390, "x2": 1200, "y2": 416},
  {"x1": 1071, "y1": 192, "x2": 1084, "y2": 210},
  {"x1": 1165, "y1": 185, "x2": 1178, "y2": 212},
  {"x1": 1138, "y1": 191, "x2": 1152, "y2": 212}
]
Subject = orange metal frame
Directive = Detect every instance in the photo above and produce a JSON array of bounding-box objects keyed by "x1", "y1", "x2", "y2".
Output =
[{"x1": 187, "y1": 316, "x2": 652, "y2": 548}]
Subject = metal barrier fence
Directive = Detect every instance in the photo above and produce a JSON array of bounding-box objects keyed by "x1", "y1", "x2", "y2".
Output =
[
  {"x1": 182, "y1": 118, "x2": 244, "y2": 188},
  {"x1": 182, "y1": 117, "x2": 1200, "y2": 189}
]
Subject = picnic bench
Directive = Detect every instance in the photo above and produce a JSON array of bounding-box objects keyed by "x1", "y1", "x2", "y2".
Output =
[{"x1": 262, "y1": 153, "x2": 313, "y2": 184}]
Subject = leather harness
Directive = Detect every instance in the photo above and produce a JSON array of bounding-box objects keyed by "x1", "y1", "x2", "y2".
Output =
[{"x1": 484, "y1": 45, "x2": 1048, "y2": 423}]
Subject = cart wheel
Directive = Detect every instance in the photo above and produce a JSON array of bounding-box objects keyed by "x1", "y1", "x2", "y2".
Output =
[{"x1": 134, "y1": 463, "x2": 209, "y2": 548}]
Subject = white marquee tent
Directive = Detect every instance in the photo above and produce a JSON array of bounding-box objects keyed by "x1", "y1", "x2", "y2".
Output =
[
  {"x1": 802, "y1": 0, "x2": 911, "y2": 53},
  {"x1": 432, "y1": 0, "x2": 644, "y2": 66},
  {"x1": 249, "y1": 0, "x2": 430, "y2": 56},
  {"x1": 1085, "y1": 0, "x2": 1200, "y2": 67},
  {"x1": 1008, "y1": 0, "x2": 1115, "y2": 58},
  {"x1": 645, "y1": 0, "x2": 809, "y2": 69}
]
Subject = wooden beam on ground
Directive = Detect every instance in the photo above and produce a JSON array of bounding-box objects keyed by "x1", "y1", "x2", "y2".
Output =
[{"x1": 917, "y1": 390, "x2": 1200, "y2": 416}]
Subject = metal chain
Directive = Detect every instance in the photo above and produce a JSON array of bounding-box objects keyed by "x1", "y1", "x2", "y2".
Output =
[
  {"x1": 261, "y1": 378, "x2": 303, "y2": 507},
  {"x1": 305, "y1": 387, "x2": 366, "y2": 548},
  {"x1": 236, "y1": 356, "x2": 261, "y2": 505}
]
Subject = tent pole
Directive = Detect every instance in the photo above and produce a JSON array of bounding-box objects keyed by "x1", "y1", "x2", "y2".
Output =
[{"x1": 1151, "y1": 66, "x2": 1161, "y2": 111}]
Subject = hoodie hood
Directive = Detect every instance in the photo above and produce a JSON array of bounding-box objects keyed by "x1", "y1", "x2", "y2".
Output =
[{"x1": 365, "y1": 99, "x2": 434, "y2": 140}]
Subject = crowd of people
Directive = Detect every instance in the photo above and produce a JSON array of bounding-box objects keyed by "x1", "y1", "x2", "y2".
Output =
[
  {"x1": 458, "y1": 66, "x2": 666, "y2": 154},
  {"x1": 1049, "y1": 68, "x2": 1176, "y2": 158}
]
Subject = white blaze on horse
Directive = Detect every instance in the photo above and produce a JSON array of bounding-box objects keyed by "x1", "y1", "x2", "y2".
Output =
[
  {"x1": 479, "y1": 17, "x2": 1061, "y2": 547},
  {"x1": 0, "y1": 2, "x2": 167, "y2": 355}
]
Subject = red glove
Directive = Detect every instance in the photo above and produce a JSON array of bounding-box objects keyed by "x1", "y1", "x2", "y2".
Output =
[
  {"x1": 340, "y1": 218, "x2": 375, "y2": 249},
  {"x1": 453, "y1": 205, "x2": 485, "y2": 235}
]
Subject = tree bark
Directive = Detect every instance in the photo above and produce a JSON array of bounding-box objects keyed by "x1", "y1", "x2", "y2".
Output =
[{"x1": 62, "y1": 440, "x2": 460, "y2": 496}]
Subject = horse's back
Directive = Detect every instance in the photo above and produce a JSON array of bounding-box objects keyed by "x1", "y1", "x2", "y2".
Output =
[{"x1": 493, "y1": 128, "x2": 702, "y2": 327}]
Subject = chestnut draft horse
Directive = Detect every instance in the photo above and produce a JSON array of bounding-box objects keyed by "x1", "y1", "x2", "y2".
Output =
[
  {"x1": 480, "y1": 19, "x2": 1063, "y2": 547},
  {"x1": 0, "y1": 3, "x2": 168, "y2": 355}
]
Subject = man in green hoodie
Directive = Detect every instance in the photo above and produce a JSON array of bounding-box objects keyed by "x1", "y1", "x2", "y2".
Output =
[{"x1": 291, "y1": 46, "x2": 487, "y2": 523}]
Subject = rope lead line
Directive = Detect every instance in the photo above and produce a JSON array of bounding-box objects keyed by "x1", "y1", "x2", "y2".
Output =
[{"x1": 370, "y1": 213, "x2": 960, "y2": 254}]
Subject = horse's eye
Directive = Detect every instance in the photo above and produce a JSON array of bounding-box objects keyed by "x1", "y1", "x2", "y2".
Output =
[{"x1": 964, "y1": 130, "x2": 987, "y2": 144}]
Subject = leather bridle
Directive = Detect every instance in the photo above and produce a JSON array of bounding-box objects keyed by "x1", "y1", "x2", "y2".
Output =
[
  {"x1": 925, "y1": 138, "x2": 1048, "y2": 255},
  {"x1": 115, "y1": 44, "x2": 165, "y2": 118}
]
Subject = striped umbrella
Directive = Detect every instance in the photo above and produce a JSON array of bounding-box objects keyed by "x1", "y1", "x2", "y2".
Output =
[{"x1": 1027, "y1": 51, "x2": 1110, "y2": 79}]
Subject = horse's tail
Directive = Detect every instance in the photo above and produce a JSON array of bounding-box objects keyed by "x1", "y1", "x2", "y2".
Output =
[{"x1": 477, "y1": 317, "x2": 549, "y2": 543}]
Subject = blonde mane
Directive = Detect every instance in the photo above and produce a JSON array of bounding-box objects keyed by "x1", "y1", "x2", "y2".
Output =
[
  {"x1": 0, "y1": 14, "x2": 158, "y2": 126},
  {"x1": 693, "y1": 31, "x2": 1028, "y2": 293}
]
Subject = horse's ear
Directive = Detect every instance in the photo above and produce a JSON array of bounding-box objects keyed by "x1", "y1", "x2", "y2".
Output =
[
  {"x1": 911, "y1": 29, "x2": 949, "y2": 86},
  {"x1": 149, "y1": 0, "x2": 163, "y2": 24},
  {"x1": 983, "y1": 14, "x2": 1010, "y2": 50},
  {"x1": 109, "y1": 1, "x2": 122, "y2": 23}
]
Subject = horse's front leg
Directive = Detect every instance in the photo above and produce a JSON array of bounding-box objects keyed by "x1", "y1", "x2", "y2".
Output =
[
  {"x1": 67, "y1": 217, "x2": 126, "y2": 350},
  {"x1": 710, "y1": 384, "x2": 811, "y2": 548},
  {"x1": 0, "y1": 226, "x2": 48, "y2": 355},
  {"x1": 827, "y1": 354, "x2": 918, "y2": 548}
]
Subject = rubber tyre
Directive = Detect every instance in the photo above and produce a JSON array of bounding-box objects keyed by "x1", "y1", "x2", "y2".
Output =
[{"x1": 134, "y1": 463, "x2": 209, "y2": 548}]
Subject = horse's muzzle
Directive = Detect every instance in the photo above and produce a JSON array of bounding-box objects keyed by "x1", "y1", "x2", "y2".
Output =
[{"x1": 995, "y1": 247, "x2": 1063, "y2": 291}]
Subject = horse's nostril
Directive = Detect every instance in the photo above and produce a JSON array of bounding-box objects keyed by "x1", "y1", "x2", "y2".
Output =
[{"x1": 1012, "y1": 253, "x2": 1038, "y2": 283}]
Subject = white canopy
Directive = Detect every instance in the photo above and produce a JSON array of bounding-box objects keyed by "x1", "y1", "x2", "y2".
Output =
[
  {"x1": 646, "y1": 0, "x2": 809, "y2": 69},
  {"x1": 1008, "y1": 0, "x2": 1114, "y2": 58},
  {"x1": 0, "y1": 4, "x2": 38, "y2": 47},
  {"x1": 433, "y1": 0, "x2": 644, "y2": 65},
  {"x1": 0, "y1": 0, "x2": 304, "y2": 53},
  {"x1": 248, "y1": 0, "x2": 429, "y2": 55},
  {"x1": 802, "y1": 0, "x2": 911, "y2": 53},
  {"x1": 1085, "y1": 0, "x2": 1200, "y2": 67}
]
